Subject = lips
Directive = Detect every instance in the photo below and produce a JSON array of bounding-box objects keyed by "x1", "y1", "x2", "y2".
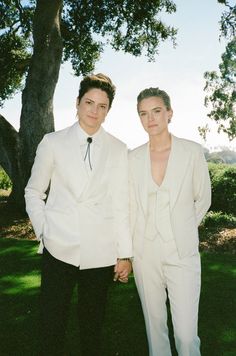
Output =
[
  {"x1": 88, "y1": 115, "x2": 97, "y2": 120},
  {"x1": 148, "y1": 124, "x2": 158, "y2": 128}
]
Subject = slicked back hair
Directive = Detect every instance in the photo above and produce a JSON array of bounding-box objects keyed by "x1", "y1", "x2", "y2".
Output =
[{"x1": 137, "y1": 87, "x2": 172, "y2": 111}]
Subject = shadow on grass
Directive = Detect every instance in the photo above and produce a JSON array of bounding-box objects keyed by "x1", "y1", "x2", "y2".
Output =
[
  {"x1": 200, "y1": 253, "x2": 236, "y2": 356},
  {"x1": 0, "y1": 239, "x2": 40, "y2": 355},
  {"x1": 0, "y1": 239, "x2": 235, "y2": 355}
]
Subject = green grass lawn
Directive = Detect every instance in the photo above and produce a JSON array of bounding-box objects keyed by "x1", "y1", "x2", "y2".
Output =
[{"x1": 0, "y1": 238, "x2": 236, "y2": 356}]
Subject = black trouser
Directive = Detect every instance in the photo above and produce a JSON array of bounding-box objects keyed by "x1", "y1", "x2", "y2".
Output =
[{"x1": 40, "y1": 248, "x2": 114, "y2": 356}]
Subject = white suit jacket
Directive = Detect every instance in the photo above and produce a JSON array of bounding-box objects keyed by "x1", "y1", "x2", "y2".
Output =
[
  {"x1": 25, "y1": 122, "x2": 132, "y2": 268},
  {"x1": 129, "y1": 135, "x2": 211, "y2": 259}
]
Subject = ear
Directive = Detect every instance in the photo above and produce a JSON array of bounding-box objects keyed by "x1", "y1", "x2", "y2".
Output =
[
  {"x1": 76, "y1": 97, "x2": 80, "y2": 109},
  {"x1": 168, "y1": 109, "x2": 173, "y2": 123}
]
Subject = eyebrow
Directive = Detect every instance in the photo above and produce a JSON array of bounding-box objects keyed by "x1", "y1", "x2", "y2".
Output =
[
  {"x1": 139, "y1": 106, "x2": 162, "y2": 113},
  {"x1": 84, "y1": 96, "x2": 108, "y2": 106}
]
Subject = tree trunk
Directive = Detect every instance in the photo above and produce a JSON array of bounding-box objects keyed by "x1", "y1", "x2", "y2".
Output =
[{"x1": 12, "y1": 0, "x2": 63, "y2": 211}]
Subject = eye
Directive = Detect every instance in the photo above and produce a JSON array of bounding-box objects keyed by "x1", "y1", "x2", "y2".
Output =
[
  {"x1": 139, "y1": 112, "x2": 147, "y2": 118},
  {"x1": 85, "y1": 100, "x2": 92, "y2": 104}
]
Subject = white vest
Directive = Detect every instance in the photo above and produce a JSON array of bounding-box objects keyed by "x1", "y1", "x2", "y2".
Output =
[{"x1": 145, "y1": 160, "x2": 174, "y2": 242}]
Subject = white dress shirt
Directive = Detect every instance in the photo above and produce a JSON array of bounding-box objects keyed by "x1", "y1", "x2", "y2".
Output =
[{"x1": 77, "y1": 123, "x2": 103, "y2": 175}]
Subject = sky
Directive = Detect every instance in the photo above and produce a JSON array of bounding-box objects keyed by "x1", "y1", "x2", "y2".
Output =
[{"x1": 1, "y1": 0, "x2": 236, "y2": 151}]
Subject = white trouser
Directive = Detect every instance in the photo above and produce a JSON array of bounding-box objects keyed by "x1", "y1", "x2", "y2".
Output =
[{"x1": 133, "y1": 237, "x2": 201, "y2": 356}]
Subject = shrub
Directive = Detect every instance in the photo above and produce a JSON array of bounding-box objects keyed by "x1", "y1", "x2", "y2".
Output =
[
  {"x1": 0, "y1": 168, "x2": 12, "y2": 190},
  {"x1": 201, "y1": 211, "x2": 236, "y2": 229},
  {"x1": 208, "y1": 163, "x2": 236, "y2": 215}
]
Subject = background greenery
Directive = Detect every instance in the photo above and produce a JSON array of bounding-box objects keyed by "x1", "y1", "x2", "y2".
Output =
[
  {"x1": 208, "y1": 163, "x2": 236, "y2": 216},
  {"x1": 0, "y1": 168, "x2": 12, "y2": 190}
]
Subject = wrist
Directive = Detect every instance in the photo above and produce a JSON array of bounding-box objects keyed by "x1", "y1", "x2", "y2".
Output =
[{"x1": 118, "y1": 257, "x2": 132, "y2": 262}]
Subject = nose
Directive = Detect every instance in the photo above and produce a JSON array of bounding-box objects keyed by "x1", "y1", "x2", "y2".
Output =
[
  {"x1": 90, "y1": 103, "x2": 97, "y2": 114},
  {"x1": 148, "y1": 112, "x2": 155, "y2": 121}
]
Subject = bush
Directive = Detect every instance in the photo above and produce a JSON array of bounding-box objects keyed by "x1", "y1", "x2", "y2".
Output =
[
  {"x1": 0, "y1": 168, "x2": 12, "y2": 190},
  {"x1": 201, "y1": 211, "x2": 236, "y2": 229},
  {"x1": 208, "y1": 163, "x2": 236, "y2": 215}
]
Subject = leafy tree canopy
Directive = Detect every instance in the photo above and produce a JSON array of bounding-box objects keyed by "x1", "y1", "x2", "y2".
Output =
[
  {"x1": 0, "y1": 0, "x2": 177, "y2": 106},
  {"x1": 200, "y1": 1, "x2": 236, "y2": 141},
  {"x1": 203, "y1": 38, "x2": 236, "y2": 140},
  {"x1": 218, "y1": 0, "x2": 236, "y2": 39}
]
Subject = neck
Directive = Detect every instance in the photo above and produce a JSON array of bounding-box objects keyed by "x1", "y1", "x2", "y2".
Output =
[
  {"x1": 149, "y1": 132, "x2": 171, "y2": 152},
  {"x1": 79, "y1": 121, "x2": 100, "y2": 136}
]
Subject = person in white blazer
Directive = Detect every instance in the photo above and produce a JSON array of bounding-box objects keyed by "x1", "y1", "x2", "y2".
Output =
[
  {"x1": 129, "y1": 87, "x2": 211, "y2": 356},
  {"x1": 25, "y1": 73, "x2": 132, "y2": 356}
]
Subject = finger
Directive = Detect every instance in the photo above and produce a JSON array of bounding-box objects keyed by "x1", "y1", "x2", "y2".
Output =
[
  {"x1": 119, "y1": 277, "x2": 128, "y2": 283},
  {"x1": 113, "y1": 272, "x2": 119, "y2": 282},
  {"x1": 119, "y1": 273, "x2": 128, "y2": 280}
]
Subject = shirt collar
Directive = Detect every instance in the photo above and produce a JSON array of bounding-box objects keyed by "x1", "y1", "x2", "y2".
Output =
[{"x1": 77, "y1": 122, "x2": 103, "y2": 146}]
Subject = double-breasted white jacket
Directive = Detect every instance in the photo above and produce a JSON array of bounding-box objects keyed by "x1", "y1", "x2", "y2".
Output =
[
  {"x1": 25, "y1": 122, "x2": 132, "y2": 268},
  {"x1": 129, "y1": 135, "x2": 211, "y2": 259}
]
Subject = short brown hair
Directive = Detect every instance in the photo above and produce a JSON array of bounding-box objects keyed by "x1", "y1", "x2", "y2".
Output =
[
  {"x1": 78, "y1": 73, "x2": 116, "y2": 109},
  {"x1": 137, "y1": 87, "x2": 172, "y2": 111}
]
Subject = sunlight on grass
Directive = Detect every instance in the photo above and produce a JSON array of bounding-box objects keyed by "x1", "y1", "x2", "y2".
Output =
[
  {"x1": 221, "y1": 329, "x2": 236, "y2": 342},
  {"x1": 1, "y1": 272, "x2": 40, "y2": 295},
  {"x1": 0, "y1": 245, "x2": 28, "y2": 256},
  {"x1": 208, "y1": 263, "x2": 236, "y2": 276}
]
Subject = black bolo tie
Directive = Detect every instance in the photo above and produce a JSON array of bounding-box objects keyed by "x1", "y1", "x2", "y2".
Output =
[{"x1": 84, "y1": 137, "x2": 93, "y2": 170}]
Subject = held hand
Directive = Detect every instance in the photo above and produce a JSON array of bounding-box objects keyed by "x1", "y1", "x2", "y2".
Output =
[{"x1": 113, "y1": 259, "x2": 132, "y2": 283}]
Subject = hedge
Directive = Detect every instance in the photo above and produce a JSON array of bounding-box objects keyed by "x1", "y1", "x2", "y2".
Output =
[{"x1": 208, "y1": 163, "x2": 236, "y2": 216}]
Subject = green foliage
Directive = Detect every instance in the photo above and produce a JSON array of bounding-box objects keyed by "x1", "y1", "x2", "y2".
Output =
[
  {"x1": 0, "y1": 33, "x2": 31, "y2": 106},
  {"x1": 218, "y1": 1, "x2": 236, "y2": 39},
  {"x1": 200, "y1": 2, "x2": 236, "y2": 141},
  {"x1": 0, "y1": 167, "x2": 12, "y2": 190},
  {"x1": 62, "y1": 0, "x2": 177, "y2": 75},
  {"x1": 0, "y1": 0, "x2": 34, "y2": 105},
  {"x1": 201, "y1": 211, "x2": 236, "y2": 228},
  {"x1": 203, "y1": 38, "x2": 236, "y2": 141},
  {"x1": 0, "y1": 0, "x2": 177, "y2": 103},
  {"x1": 208, "y1": 163, "x2": 236, "y2": 215}
]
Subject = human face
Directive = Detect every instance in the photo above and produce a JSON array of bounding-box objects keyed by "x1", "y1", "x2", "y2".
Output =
[
  {"x1": 138, "y1": 96, "x2": 173, "y2": 137},
  {"x1": 77, "y1": 88, "x2": 110, "y2": 135}
]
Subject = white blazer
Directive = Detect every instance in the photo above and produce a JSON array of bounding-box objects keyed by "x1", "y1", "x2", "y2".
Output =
[
  {"x1": 25, "y1": 122, "x2": 132, "y2": 268},
  {"x1": 129, "y1": 135, "x2": 211, "y2": 259}
]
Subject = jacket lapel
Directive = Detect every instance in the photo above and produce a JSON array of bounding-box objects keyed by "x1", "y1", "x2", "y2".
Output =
[
  {"x1": 132, "y1": 143, "x2": 149, "y2": 216},
  {"x1": 64, "y1": 123, "x2": 88, "y2": 200},
  {"x1": 165, "y1": 135, "x2": 191, "y2": 210},
  {"x1": 132, "y1": 135, "x2": 191, "y2": 216}
]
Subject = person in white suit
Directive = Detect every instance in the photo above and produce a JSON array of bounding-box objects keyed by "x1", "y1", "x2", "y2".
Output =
[
  {"x1": 25, "y1": 73, "x2": 132, "y2": 356},
  {"x1": 129, "y1": 87, "x2": 211, "y2": 356}
]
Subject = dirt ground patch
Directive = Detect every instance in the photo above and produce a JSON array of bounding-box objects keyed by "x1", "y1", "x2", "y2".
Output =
[{"x1": 200, "y1": 227, "x2": 236, "y2": 254}]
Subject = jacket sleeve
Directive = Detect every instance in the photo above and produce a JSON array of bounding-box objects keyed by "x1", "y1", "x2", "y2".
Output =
[
  {"x1": 193, "y1": 146, "x2": 211, "y2": 226},
  {"x1": 25, "y1": 135, "x2": 54, "y2": 239}
]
